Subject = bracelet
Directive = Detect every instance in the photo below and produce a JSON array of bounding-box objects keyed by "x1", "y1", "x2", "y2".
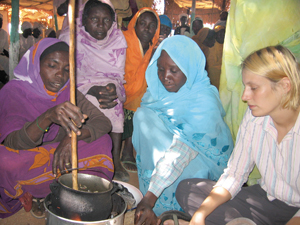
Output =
[{"x1": 36, "y1": 118, "x2": 49, "y2": 133}]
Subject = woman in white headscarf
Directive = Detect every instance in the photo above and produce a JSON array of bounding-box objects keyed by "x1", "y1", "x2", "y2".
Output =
[
  {"x1": 19, "y1": 21, "x2": 34, "y2": 60},
  {"x1": 32, "y1": 22, "x2": 45, "y2": 43}
]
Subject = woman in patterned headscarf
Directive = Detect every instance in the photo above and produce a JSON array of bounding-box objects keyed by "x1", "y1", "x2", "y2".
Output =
[{"x1": 59, "y1": 0, "x2": 128, "y2": 181}]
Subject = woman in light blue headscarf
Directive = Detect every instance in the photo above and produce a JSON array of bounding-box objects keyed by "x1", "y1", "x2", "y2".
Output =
[{"x1": 132, "y1": 35, "x2": 233, "y2": 223}]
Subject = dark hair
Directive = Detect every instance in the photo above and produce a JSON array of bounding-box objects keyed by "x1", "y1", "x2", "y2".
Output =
[
  {"x1": 82, "y1": 0, "x2": 115, "y2": 25},
  {"x1": 40, "y1": 41, "x2": 69, "y2": 62}
]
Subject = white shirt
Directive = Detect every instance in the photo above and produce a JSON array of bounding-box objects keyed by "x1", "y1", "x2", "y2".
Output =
[{"x1": 216, "y1": 108, "x2": 300, "y2": 217}]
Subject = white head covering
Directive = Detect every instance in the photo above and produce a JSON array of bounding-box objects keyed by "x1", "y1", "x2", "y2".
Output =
[
  {"x1": 179, "y1": 13, "x2": 188, "y2": 20},
  {"x1": 45, "y1": 28, "x2": 55, "y2": 37},
  {"x1": 33, "y1": 22, "x2": 45, "y2": 32},
  {"x1": 21, "y1": 21, "x2": 33, "y2": 31}
]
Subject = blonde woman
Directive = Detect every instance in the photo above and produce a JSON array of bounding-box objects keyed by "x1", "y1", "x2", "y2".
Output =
[{"x1": 165, "y1": 45, "x2": 300, "y2": 225}]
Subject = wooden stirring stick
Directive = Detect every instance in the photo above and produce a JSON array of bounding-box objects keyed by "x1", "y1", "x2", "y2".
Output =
[{"x1": 68, "y1": 0, "x2": 78, "y2": 190}]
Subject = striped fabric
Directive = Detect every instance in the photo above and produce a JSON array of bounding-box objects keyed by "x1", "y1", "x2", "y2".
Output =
[
  {"x1": 216, "y1": 108, "x2": 300, "y2": 216},
  {"x1": 149, "y1": 139, "x2": 198, "y2": 197}
]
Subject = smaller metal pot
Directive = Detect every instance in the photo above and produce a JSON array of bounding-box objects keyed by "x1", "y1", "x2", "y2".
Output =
[{"x1": 50, "y1": 173, "x2": 118, "y2": 221}]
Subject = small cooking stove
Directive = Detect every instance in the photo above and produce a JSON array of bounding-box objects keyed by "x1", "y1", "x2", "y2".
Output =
[{"x1": 45, "y1": 193, "x2": 127, "y2": 225}]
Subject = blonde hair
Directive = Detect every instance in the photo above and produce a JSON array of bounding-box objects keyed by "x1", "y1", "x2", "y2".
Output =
[{"x1": 242, "y1": 45, "x2": 300, "y2": 110}]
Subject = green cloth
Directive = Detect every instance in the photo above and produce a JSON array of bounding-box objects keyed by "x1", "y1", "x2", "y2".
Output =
[
  {"x1": 219, "y1": 0, "x2": 300, "y2": 185},
  {"x1": 220, "y1": 0, "x2": 300, "y2": 142}
]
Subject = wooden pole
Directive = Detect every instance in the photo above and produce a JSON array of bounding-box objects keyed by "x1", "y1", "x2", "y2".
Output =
[
  {"x1": 53, "y1": 1, "x2": 59, "y2": 32},
  {"x1": 9, "y1": 0, "x2": 19, "y2": 80},
  {"x1": 68, "y1": 0, "x2": 78, "y2": 190},
  {"x1": 191, "y1": 0, "x2": 196, "y2": 32}
]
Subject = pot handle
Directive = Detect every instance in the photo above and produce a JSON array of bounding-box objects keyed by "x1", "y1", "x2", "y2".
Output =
[
  {"x1": 49, "y1": 180, "x2": 60, "y2": 197},
  {"x1": 111, "y1": 181, "x2": 122, "y2": 195}
]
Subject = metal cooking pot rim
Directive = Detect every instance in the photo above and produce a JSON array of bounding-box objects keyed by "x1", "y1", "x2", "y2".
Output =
[{"x1": 58, "y1": 173, "x2": 113, "y2": 194}]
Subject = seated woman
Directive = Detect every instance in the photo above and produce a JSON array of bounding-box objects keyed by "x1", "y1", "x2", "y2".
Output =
[
  {"x1": 0, "y1": 38, "x2": 113, "y2": 219},
  {"x1": 121, "y1": 7, "x2": 160, "y2": 173},
  {"x1": 173, "y1": 46, "x2": 300, "y2": 225},
  {"x1": 132, "y1": 35, "x2": 234, "y2": 224},
  {"x1": 59, "y1": 0, "x2": 128, "y2": 181},
  {"x1": 32, "y1": 22, "x2": 45, "y2": 44}
]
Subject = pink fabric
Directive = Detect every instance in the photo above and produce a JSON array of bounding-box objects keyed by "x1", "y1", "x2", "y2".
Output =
[
  {"x1": 0, "y1": 38, "x2": 70, "y2": 144},
  {"x1": 59, "y1": 0, "x2": 127, "y2": 133}
]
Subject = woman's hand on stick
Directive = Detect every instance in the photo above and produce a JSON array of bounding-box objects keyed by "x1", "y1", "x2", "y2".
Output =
[{"x1": 46, "y1": 101, "x2": 87, "y2": 137}]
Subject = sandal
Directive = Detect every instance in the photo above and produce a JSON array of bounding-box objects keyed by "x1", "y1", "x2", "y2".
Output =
[
  {"x1": 19, "y1": 192, "x2": 33, "y2": 212},
  {"x1": 30, "y1": 198, "x2": 45, "y2": 219},
  {"x1": 159, "y1": 210, "x2": 192, "y2": 225},
  {"x1": 121, "y1": 161, "x2": 137, "y2": 173}
]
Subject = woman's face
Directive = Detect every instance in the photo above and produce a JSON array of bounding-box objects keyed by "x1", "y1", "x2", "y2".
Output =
[
  {"x1": 135, "y1": 12, "x2": 157, "y2": 44},
  {"x1": 40, "y1": 51, "x2": 69, "y2": 93},
  {"x1": 84, "y1": 5, "x2": 113, "y2": 40},
  {"x1": 241, "y1": 69, "x2": 284, "y2": 117},
  {"x1": 192, "y1": 20, "x2": 203, "y2": 35},
  {"x1": 157, "y1": 50, "x2": 187, "y2": 93},
  {"x1": 33, "y1": 28, "x2": 41, "y2": 38},
  {"x1": 160, "y1": 24, "x2": 171, "y2": 37}
]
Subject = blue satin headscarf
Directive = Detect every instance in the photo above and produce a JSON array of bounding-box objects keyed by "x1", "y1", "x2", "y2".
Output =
[{"x1": 159, "y1": 15, "x2": 172, "y2": 29}]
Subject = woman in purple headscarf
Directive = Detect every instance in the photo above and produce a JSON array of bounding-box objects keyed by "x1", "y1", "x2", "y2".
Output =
[
  {"x1": 59, "y1": 0, "x2": 128, "y2": 182},
  {"x1": 0, "y1": 38, "x2": 113, "y2": 219}
]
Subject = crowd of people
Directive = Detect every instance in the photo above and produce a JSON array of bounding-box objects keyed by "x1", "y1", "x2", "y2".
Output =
[
  {"x1": 0, "y1": 0, "x2": 300, "y2": 224},
  {"x1": 0, "y1": 18, "x2": 57, "y2": 86}
]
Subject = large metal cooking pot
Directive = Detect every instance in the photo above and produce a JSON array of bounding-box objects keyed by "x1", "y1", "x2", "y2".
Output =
[
  {"x1": 45, "y1": 192, "x2": 127, "y2": 225},
  {"x1": 49, "y1": 173, "x2": 118, "y2": 221}
]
